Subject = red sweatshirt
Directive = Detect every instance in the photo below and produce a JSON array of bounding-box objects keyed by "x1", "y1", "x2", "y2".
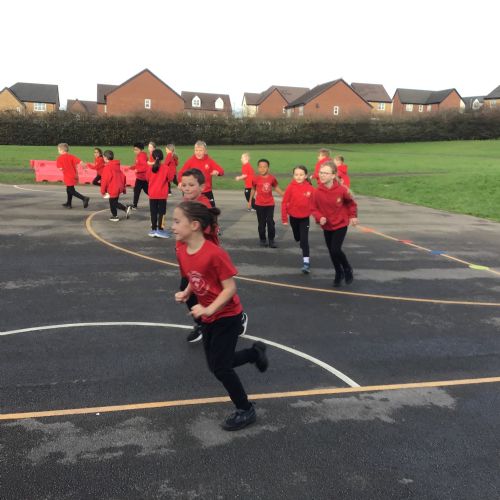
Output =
[
  {"x1": 281, "y1": 180, "x2": 315, "y2": 223},
  {"x1": 312, "y1": 156, "x2": 331, "y2": 183},
  {"x1": 147, "y1": 153, "x2": 177, "y2": 199},
  {"x1": 336, "y1": 163, "x2": 350, "y2": 188},
  {"x1": 177, "y1": 154, "x2": 224, "y2": 193},
  {"x1": 241, "y1": 163, "x2": 255, "y2": 189},
  {"x1": 100, "y1": 160, "x2": 126, "y2": 198},
  {"x1": 86, "y1": 156, "x2": 105, "y2": 175},
  {"x1": 130, "y1": 151, "x2": 148, "y2": 180},
  {"x1": 57, "y1": 153, "x2": 80, "y2": 186},
  {"x1": 311, "y1": 181, "x2": 357, "y2": 231}
]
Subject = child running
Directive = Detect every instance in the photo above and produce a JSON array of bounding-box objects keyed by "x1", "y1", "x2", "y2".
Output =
[
  {"x1": 100, "y1": 150, "x2": 131, "y2": 222},
  {"x1": 165, "y1": 143, "x2": 178, "y2": 195},
  {"x1": 311, "y1": 148, "x2": 332, "y2": 185},
  {"x1": 235, "y1": 152, "x2": 255, "y2": 211},
  {"x1": 281, "y1": 165, "x2": 314, "y2": 273},
  {"x1": 248, "y1": 159, "x2": 284, "y2": 248},
  {"x1": 334, "y1": 155, "x2": 350, "y2": 188},
  {"x1": 146, "y1": 149, "x2": 175, "y2": 238},
  {"x1": 311, "y1": 160, "x2": 358, "y2": 287},
  {"x1": 129, "y1": 142, "x2": 149, "y2": 209},
  {"x1": 173, "y1": 200, "x2": 267, "y2": 431},
  {"x1": 86, "y1": 147, "x2": 105, "y2": 186},
  {"x1": 56, "y1": 143, "x2": 90, "y2": 209}
]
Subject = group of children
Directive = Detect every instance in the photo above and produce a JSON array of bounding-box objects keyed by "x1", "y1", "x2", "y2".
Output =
[{"x1": 55, "y1": 141, "x2": 358, "y2": 431}]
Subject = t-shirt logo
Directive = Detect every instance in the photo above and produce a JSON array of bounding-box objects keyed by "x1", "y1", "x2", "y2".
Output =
[
  {"x1": 188, "y1": 271, "x2": 208, "y2": 296},
  {"x1": 204, "y1": 164, "x2": 209, "y2": 170},
  {"x1": 337, "y1": 197, "x2": 342, "y2": 204},
  {"x1": 262, "y1": 182, "x2": 271, "y2": 193},
  {"x1": 305, "y1": 191, "x2": 311, "y2": 197}
]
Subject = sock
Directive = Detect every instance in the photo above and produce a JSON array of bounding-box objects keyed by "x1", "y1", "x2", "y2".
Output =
[{"x1": 303, "y1": 257, "x2": 310, "y2": 264}]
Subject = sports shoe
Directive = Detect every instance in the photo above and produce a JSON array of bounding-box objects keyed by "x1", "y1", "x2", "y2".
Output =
[
  {"x1": 221, "y1": 404, "x2": 256, "y2": 431},
  {"x1": 156, "y1": 229, "x2": 171, "y2": 239},
  {"x1": 344, "y1": 267, "x2": 354, "y2": 285},
  {"x1": 186, "y1": 324, "x2": 203, "y2": 343},
  {"x1": 148, "y1": 230, "x2": 157, "y2": 237},
  {"x1": 109, "y1": 216, "x2": 119, "y2": 222},
  {"x1": 301, "y1": 262, "x2": 311, "y2": 274},
  {"x1": 125, "y1": 205, "x2": 132, "y2": 219},
  {"x1": 268, "y1": 240, "x2": 278, "y2": 248},
  {"x1": 83, "y1": 197, "x2": 90, "y2": 208},
  {"x1": 259, "y1": 239, "x2": 268, "y2": 247},
  {"x1": 130, "y1": 205, "x2": 137, "y2": 210},
  {"x1": 240, "y1": 312, "x2": 248, "y2": 336},
  {"x1": 253, "y1": 341, "x2": 268, "y2": 372},
  {"x1": 61, "y1": 203, "x2": 72, "y2": 209},
  {"x1": 333, "y1": 270, "x2": 344, "y2": 287}
]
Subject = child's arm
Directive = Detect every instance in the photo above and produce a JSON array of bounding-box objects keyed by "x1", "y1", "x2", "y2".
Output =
[
  {"x1": 210, "y1": 160, "x2": 224, "y2": 177},
  {"x1": 274, "y1": 185, "x2": 284, "y2": 197},
  {"x1": 281, "y1": 187, "x2": 290, "y2": 224},
  {"x1": 248, "y1": 187, "x2": 256, "y2": 208},
  {"x1": 190, "y1": 277, "x2": 237, "y2": 319},
  {"x1": 235, "y1": 174, "x2": 247, "y2": 181},
  {"x1": 175, "y1": 282, "x2": 193, "y2": 303}
]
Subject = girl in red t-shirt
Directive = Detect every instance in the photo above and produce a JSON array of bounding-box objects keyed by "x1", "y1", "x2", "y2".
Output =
[
  {"x1": 235, "y1": 152, "x2": 256, "y2": 211},
  {"x1": 173, "y1": 200, "x2": 267, "y2": 431}
]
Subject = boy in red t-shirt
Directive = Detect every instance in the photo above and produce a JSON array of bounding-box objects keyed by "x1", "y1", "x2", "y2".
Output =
[
  {"x1": 173, "y1": 200, "x2": 267, "y2": 431},
  {"x1": 100, "y1": 150, "x2": 130, "y2": 222},
  {"x1": 334, "y1": 155, "x2": 350, "y2": 188},
  {"x1": 56, "y1": 143, "x2": 90, "y2": 209},
  {"x1": 235, "y1": 152, "x2": 256, "y2": 211},
  {"x1": 311, "y1": 148, "x2": 332, "y2": 185},
  {"x1": 248, "y1": 159, "x2": 284, "y2": 248}
]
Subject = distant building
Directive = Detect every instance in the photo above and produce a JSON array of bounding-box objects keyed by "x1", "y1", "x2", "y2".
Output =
[
  {"x1": 351, "y1": 83, "x2": 392, "y2": 114},
  {"x1": 181, "y1": 91, "x2": 232, "y2": 116},
  {"x1": 462, "y1": 96, "x2": 484, "y2": 111},
  {"x1": 96, "y1": 84, "x2": 118, "y2": 114},
  {"x1": 66, "y1": 99, "x2": 98, "y2": 114},
  {"x1": 0, "y1": 82, "x2": 59, "y2": 113},
  {"x1": 392, "y1": 88, "x2": 463, "y2": 115},
  {"x1": 483, "y1": 85, "x2": 500, "y2": 110},
  {"x1": 242, "y1": 86, "x2": 310, "y2": 117}
]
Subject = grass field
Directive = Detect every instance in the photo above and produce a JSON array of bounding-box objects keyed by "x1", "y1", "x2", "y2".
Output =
[{"x1": 1, "y1": 141, "x2": 499, "y2": 221}]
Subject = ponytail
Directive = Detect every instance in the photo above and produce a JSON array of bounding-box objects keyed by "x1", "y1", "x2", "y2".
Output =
[
  {"x1": 177, "y1": 201, "x2": 220, "y2": 234},
  {"x1": 151, "y1": 148, "x2": 164, "y2": 173}
]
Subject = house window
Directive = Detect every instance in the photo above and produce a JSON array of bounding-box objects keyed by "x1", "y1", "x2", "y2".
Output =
[
  {"x1": 215, "y1": 97, "x2": 224, "y2": 110},
  {"x1": 298, "y1": 106, "x2": 304, "y2": 116},
  {"x1": 405, "y1": 104, "x2": 413, "y2": 112},
  {"x1": 286, "y1": 108, "x2": 292, "y2": 117},
  {"x1": 316, "y1": 103, "x2": 320, "y2": 109},
  {"x1": 491, "y1": 100, "x2": 497, "y2": 107},
  {"x1": 427, "y1": 104, "x2": 432, "y2": 112},
  {"x1": 144, "y1": 99, "x2": 151, "y2": 109},
  {"x1": 192, "y1": 96, "x2": 201, "y2": 108},
  {"x1": 16, "y1": 106, "x2": 21, "y2": 113},
  {"x1": 34, "y1": 102, "x2": 46, "y2": 112},
  {"x1": 282, "y1": 107, "x2": 286, "y2": 114},
  {"x1": 333, "y1": 106, "x2": 340, "y2": 116},
  {"x1": 377, "y1": 102, "x2": 385, "y2": 111},
  {"x1": 104, "y1": 105, "x2": 107, "y2": 113},
  {"x1": 418, "y1": 105, "x2": 424, "y2": 112}
]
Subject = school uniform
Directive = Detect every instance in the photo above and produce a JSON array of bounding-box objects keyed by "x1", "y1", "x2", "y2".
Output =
[
  {"x1": 57, "y1": 153, "x2": 88, "y2": 207},
  {"x1": 87, "y1": 156, "x2": 105, "y2": 186},
  {"x1": 101, "y1": 160, "x2": 127, "y2": 216},
  {"x1": 336, "y1": 163, "x2": 350, "y2": 188},
  {"x1": 241, "y1": 162, "x2": 256, "y2": 209},
  {"x1": 131, "y1": 151, "x2": 149, "y2": 207},
  {"x1": 311, "y1": 156, "x2": 331, "y2": 185},
  {"x1": 252, "y1": 174, "x2": 278, "y2": 244}
]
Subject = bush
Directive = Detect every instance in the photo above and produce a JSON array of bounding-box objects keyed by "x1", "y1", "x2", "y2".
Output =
[{"x1": 1, "y1": 110, "x2": 500, "y2": 145}]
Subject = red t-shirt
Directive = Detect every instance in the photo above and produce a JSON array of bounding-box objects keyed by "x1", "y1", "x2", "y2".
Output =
[
  {"x1": 57, "y1": 153, "x2": 80, "y2": 186},
  {"x1": 87, "y1": 156, "x2": 105, "y2": 175},
  {"x1": 131, "y1": 152, "x2": 148, "y2": 180},
  {"x1": 177, "y1": 240, "x2": 242, "y2": 323},
  {"x1": 177, "y1": 155, "x2": 224, "y2": 193},
  {"x1": 312, "y1": 157, "x2": 331, "y2": 184},
  {"x1": 241, "y1": 163, "x2": 255, "y2": 189},
  {"x1": 252, "y1": 174, "x2": 278, "y2": 207}
]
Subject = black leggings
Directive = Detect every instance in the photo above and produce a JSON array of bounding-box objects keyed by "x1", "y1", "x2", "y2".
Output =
[
  {"x1": 244, "y1": 188, "x2": 256, "y2": 209},
  {"x1": 66, "y1": 186, "x2": 85, "y2": 205},
  {"x1": 323, "y1": 226, "x2": 351, "y2": 274},
  {"x1": 92, "y1": 175, "x2": 101, "y2": 186},
  {"x1": 133, "y1": 179, "x2": 148, "y2": 207},
  {"x1": 109, "y1": 197, "x2": 127, "y2": 217},
  {"x1": 149, "y1": 199, "x2": 167, "y2": 230},
  {"x1": 289, "y1": 216, "x2": 310, "y2": 257},
  {"x1": 255, "y1": 205, "x2": 275, "y2": 241},
  {"x1": 204, "y1": 190, "x2": 216, "y2": 208},
  {"x1": 202, "y1": 314, "x2": 257, "y2": 410}
]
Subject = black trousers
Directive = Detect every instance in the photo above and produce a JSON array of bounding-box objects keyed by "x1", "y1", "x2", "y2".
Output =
[
  {"x1": 133, "y1": 179, "x2": 148, "y2": 207},
  {"x1": 66, "y1": 186, "x2": 85, "y2": 205},
  {"x1": 244, "y1": 188, "x2": 256, "y2": 209},
  {"x1": 109, "y1": 197, "x2": 127, "y2": 217},
  {"x1": 289, "y1": 216, "x2": 310, "y2": 257},
  {"x1": 202, "y1": 313, "x2": 257, "y2": 410},
  {"x1": 149, "y1": 199, "x2": 167, "y2": 230},
  {"x1": 92, "y1": 175, "x2": 101, "y2": 186},
  {"x1": 255, "y1": 205, "x2": 275, "y2": 241},
  {"x1": 180, "y1": 276, "x2": 200, "y2": 323},
  {"x1": 204, "y1": 190, "x2": 216, "y2": 208},
  {"x1": 323, "y1": 226, "x2": 351, "y2": 274}
]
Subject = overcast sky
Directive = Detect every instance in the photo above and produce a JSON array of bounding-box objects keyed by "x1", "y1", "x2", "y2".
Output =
[{"x1": 2, "y1": 0, "x2": 498, "y2": 110}]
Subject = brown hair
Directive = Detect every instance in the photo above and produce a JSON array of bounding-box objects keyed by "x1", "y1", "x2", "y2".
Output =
[
  {"x1": 334, "y1": 155, "x2": 344, "y2": 163},
  {"x1": 58, "y1": 143, "x2": 69, "y2": 152},
  {"x1": 318, "y1": 148, "x2": 330, "y2": 157},
  {"x1": 176, "y1": 201, "x2": 220, "y2": 232}
]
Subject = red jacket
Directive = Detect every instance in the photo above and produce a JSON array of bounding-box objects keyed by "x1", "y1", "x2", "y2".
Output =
[
  {"x1": 178, "y1": 154, "x2": 224, "y2": 193},
  {"x1": 147, "y1": 153, "x2": 176, "y2": 199},
  {"x1": 57, "y1": 153, "x2": 80, "y2": 186},
  {"x1": 86, "y1": 156, "x2": 105, "y2": 175},
  {"x1": 130, "y1": 151, "x2": 148, "y2": 180},
  {"x1": 312, "y1": 157, "x2": 331, "y2": 183},
  {"x1": 281, "y1": 180, "x2": 315, "y2": 222},
  {"x1": 100, "y1": 160, "x2": 126, "y2": 198},
  {"x1": 337, "y1": 163, "x2": 350, "y2": 188},
  {"x1": 311, "y1": 181, "x2": 357, "y2": 231}
]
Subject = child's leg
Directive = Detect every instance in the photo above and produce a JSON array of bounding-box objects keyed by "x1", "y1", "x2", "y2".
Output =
[
  {"x1": 204, "y1": 190, "x2": 216, "y2": 208},
  {"x1": 157, "y1": 200, "x2": 167, "y2": 230},
  {"x1": 324, "y1": 227, "x2": 348, "y2": 272},
  {"x1": 244, "y1": 188, "x2": 251, "y2": 203},
  {"x1": 142, "y1": 180, "x2": 149, "y2": 196},
  {"x1": 266, "y1": 206, "x2": 276, "y2": 242},
  {"x1": 71, "y1": 187, "x2": 86, "y2": 201},
  {"x1": 92, "y1": 175, "x2": 101, "y2": 186},
  {"x1": 299, "y1": 217, "x2": 310, "y2": 258},
  {"x1": 202, "y1": 316, "x2": 253, "y2": 410},
  {"x1": 109, "y1": 198, "x2": 118, "y2": 217},
  {"x1": 116, "y1": 196, "x2": 127, "y2": 212},
  {"x1": 66, "y1": 186, "x2": 73, "y2": 205},
  {"x1": 255, "y1": 206, "x2": 267, "y2": 241},
  {"x1": 149, "y1": 199, "x2": 159, "y2": 230},
  {"x1": 133, "y1": 181, "x2": 141, "y2": 207},
  {"x1": 289, "y1": 216, "x2": 301, "y2": 242}
]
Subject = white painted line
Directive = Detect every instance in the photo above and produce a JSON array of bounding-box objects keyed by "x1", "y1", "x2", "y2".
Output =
[
  {"x1": 0, "y1": 322, "x2": 359, "y2": 387},
  {"x1": 12, "y1": 184, "x2": 61, "y2": 193}
]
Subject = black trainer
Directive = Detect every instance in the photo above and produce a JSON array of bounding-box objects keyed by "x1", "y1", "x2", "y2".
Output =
[
  {"x1": 253, "y1": 341, "x2": 268, "y2": 372},
  {"x1": 186, "y1": 324, "x2": 203, "y2": 343},
  {"x1": 259, "y1": 239, "x2": 268, "y2": 247},
  {"x1": 344, "y1": 267, "x2": 354, "y2": 284},
  {"x1": 221, "y1": 404, "x2": 256, "y2": 431},
  {"x1": 268, "y1": 240, "x2": 278, "y2": 248},
  {"x1": 240, "y1": 312, "x2": 248, "y2": 336},
  {"x1": 61, "y1": 203, "x2": 72, "y2": 209},
  {"x1": 83, "y1": 197, "x2": 90, "y2": 208},
  {"x1": 333, "y1": 270, "x2": 344, "y2": 287}
]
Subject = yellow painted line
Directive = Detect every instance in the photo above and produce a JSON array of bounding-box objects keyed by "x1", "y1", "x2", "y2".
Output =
[
  {"x1": 2, "y1": 376, "x2": 500, "y2": 422},
  {"x1": 357, "y1": 225, "x2": 500, "y2": 277},
  {"x1": 85, "y1": 212, "x2": 500, "y2": 307}
]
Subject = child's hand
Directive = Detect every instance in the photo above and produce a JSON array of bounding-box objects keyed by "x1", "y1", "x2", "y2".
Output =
[
  {"x1": 319, "y1": 217, "x2": 327, "y2": 226},
  {"x1": 350, "y1": 217, "x2": 358, "y2": 226},
  {"x1": 175, "y1": 291, "x2": 189, "y2": 303},
  {"x1": 282, "y1": 221, "x2": 288, "y2": 225},
  {"x1": 211, "y1": 171, "x2": 219, "y2": 176},
  {"x1": 190, "y1": 304, "x2": 210, "y2": 318}
]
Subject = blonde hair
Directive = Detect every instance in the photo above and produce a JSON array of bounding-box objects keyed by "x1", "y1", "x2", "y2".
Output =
[
  {"x1": 58, "y1": 143, "x2": 69, "y2": 152},
  {"x1": 318, "y1": 148, "x2": 330, "y2": 157},
  {"x1": 195, "y1": 140, "x2": 207, "y2": 150},
  {"x1": 334, "y1": 155, "x2": 344, "y2": 163},
  {"x1": 166, "y1": 143, "x2": 175, "y2": 153},
  {"x1": 321, "y1": 160, "x2": 337, "y2": 174}
]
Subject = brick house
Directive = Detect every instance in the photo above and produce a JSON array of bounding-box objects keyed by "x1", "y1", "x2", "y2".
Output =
[
  {"x1": 181, "y1": 91, "x2": 232, "y2": 116},
  {"x1": 96, "y1": 84, "x2": 118, "y2": 114},
  {"x1": 351, "y1": 83, "x2": 392, "y2": 114},
  {"x1": 0, "y1": 82, "x2": 59, "y2": 113},
  {"x1": 242, "y1": 86, "x2": 309, "y2": 117},
  {"x1": 483, "y1": 85, "x2": 500, "y2": 110},
  {"x1": 392, "y1": 88, "x2": 464, "y2": 115},
  {"x1": 66, "y1": 99, "x2": 98, "y2": 114},
  {"x1": 102, "y1": 69, "x2": 184, "y2": 116},
  {"x1": 285, "y1": 79, "x2": 372, "y2": 119}
]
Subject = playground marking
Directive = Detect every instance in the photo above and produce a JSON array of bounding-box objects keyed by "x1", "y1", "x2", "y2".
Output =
[{"x1": 85, "y1": 211, "x2": 500, "y2": 307}]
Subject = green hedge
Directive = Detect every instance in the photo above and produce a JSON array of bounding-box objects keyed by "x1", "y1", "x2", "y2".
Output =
[{"x1": 1, "y1": 110, "x2": 499, "y2": 145}]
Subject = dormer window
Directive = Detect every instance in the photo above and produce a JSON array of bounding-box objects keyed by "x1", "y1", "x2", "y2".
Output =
[
  {"x1": 192, "y1": 96, "x2": 201, "y2": 108},
  {"x1": 215, "y1": 97, "x2": 224, "y2": 110}
]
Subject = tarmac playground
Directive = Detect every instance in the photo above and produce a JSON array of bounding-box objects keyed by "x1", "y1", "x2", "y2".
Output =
[{"x1": 0, "y1": 183, "x2": 499, "y2": 499}]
